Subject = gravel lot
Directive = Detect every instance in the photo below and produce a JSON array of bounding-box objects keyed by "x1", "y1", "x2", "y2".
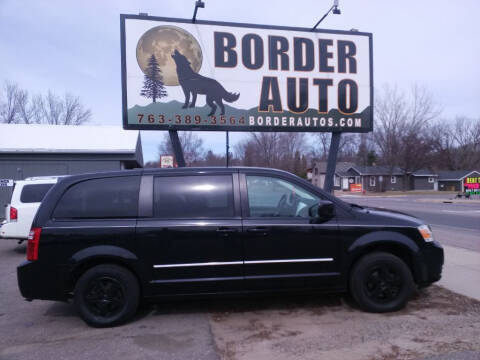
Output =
[
  {"x1": 1, "y1": 241, "x2": 480, "y2": 360},
  {"x1": 210, "y1": 287, "x2": 480, "y2": 360}
]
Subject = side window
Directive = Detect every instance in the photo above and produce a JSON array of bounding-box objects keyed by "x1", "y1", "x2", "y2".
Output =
[
  {"x1": 53, "y1": 176, "x2": 140, "y2": 219},
  {"x1": 20, "y1": 184, "x2": 54, "y2": 203},
  {"x1": 154, "y1": 175, "x2": 234, "y2": 218},
  {"x1": 246, "y1": 176, "x2": 320, "y2": 218}
]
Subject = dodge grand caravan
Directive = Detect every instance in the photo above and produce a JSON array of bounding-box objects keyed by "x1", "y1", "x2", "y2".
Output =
[{"x1": 17, "y1": 167, "x2": 444, "y2": 327}]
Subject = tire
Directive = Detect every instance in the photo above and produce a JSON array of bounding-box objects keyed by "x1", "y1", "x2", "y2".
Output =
[
  {"x1": 74, "y1": 264, "x2": 139, "y2": 327},
  {"x1": 349, "y1": 252, "x2": 414, "y2": 313}
]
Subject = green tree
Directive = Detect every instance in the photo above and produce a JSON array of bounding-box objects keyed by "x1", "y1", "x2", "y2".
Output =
[{"x1": 140, "y1": 55, "x2": 167, "y2": 103}]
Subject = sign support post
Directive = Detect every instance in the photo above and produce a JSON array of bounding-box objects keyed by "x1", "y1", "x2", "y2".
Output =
[
  {"x1": 169, "y1": 130, "x2": 186, "y2": 167},
  {"x1": 323, "y1": 132, "x2": 341, "y2": 193},
  {"x1": 226, "y1": 131, "x2": 230, "y2": 167}
]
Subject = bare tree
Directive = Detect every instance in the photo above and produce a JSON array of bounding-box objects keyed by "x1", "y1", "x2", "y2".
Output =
[
  {"x1": 311, "y1": 133, "x2": 331, "y2": 161},
  {"x1": 373, "y1": 84, "x2": 441, "y2": 188},
  {"x1": 14, "y1": 88, "x2": 35, "y2": 124},
  {"x1": 234, "y1": 132, "x2": 309, "y2": 175},
  {"x1": 0, "y1": 80, "x2": 91, "y2": 125},
  {"x1": 278, "y1": 133, "x2": 307, "y2": 173},
  {"x1": 158, "y1": 131, "x2": 204, "y2": 166},
  {"x1": 62, "y1": 93, "x2": 92, "y2": 125},
  {"x1": 34, "y1": 91, "x2": 91, "y2": 125},
  {"x1": 373, "y1": 85, "x2": 408, "y2": 172},
  {"x1": 250, "y1": 132, "x2": 282, "y2": 168},
  {"x1": 311, "y1": 132, "x2": 359, "y2": 163},
  {"x1": 430, "y1": 121, "x2": 457, "y2": 170},
  {"x1": 452, "y1": 116, "x2": 480, "y2": 169},
  {"x1": 0, "y1": 81, "x2": 20, "y2": 124}
]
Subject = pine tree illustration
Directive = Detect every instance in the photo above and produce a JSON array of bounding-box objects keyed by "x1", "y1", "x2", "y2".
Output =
[{"x1": 140, "y1": 54, "x2": 167, "y2": 103}]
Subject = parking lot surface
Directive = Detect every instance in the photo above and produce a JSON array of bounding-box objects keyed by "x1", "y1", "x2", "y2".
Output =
[{"x1": 1, "y1": 194, "x2": 480, "y2": 360}]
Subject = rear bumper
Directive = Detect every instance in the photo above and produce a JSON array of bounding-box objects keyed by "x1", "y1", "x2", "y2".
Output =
[
  {"x1": 17, "y1": 261, "x2": 72, "y2": 301},
  {"x1": 0, "y1": 222, "x2": 28, "y2": 239}
]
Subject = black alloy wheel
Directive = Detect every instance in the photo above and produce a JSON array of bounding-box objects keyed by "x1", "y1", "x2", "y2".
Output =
[
  {"x1": 84, "y1": 276, "x2": 125, "y2": 318},
  {"x1": 350, "y1": 252, "x2": 414, "y2": 313},
  {"x1": 364, "y1": 264, "x2": 403, "y2": 303},
  {"x1": 74, "y1": 264, "x2": 139, "y2": 327}
]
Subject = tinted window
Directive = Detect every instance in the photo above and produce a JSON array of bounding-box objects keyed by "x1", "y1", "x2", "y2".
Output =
[
  {"x1": 20, "y1": 184, "x2": 54, "y2": 203},
  {"x1": 246, "y1": 176, "x2": 320, "y2": 218},
  {"x1": 53, "y1": 176, "x2": 140, "y2": 218},
  {"x1": 154, "y1": 175, "x2": 234, "y2": 218}
]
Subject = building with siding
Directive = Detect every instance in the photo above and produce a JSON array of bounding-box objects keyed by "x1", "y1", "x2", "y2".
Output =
[
  {"x1": 410, "y1": 169, "x2": 438, "y2": 190},
  {"x1": 310, "y1": 161, "x2": 444, "y2": 192},
  {"x1": 438, "y1": 170, "x2": 480, "y2": 192},
  {"x1": 0, "y1": 124, "x2": 143, "y2": 213},
  {"x1": 310, "y1": 161, "x2": 355, "y2": 189},
  {"x1": 347, "y1": 166, "x2": 405, "y2": 192}
]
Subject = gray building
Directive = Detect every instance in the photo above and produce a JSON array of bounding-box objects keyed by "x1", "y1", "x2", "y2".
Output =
[
  {"x1": 310, "y1": 161, "x2": 355, "y2": 189},
  {"x1": 438, "y1": 170, "x2": 480, "y2": 192},
  {"x1": 0, "y1": 124, "x2": 143, "y2": 212},
  {"x1": 347, "y1": 166, "x2": 405, "y2": 192},
  {"x1": 410, "y1": 169, "x2": 438, "y2": 191}
]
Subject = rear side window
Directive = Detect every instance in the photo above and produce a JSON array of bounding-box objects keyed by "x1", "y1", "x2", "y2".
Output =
[
  {"x1": 20, "y1": 184, "x2": 54, "y2": 203},
  {"x1": 53, "y1": 176, "x2": 140, "y2": 219},
  {"x1": 154, "y1": 175, "x2": 234, "y2": 218}
]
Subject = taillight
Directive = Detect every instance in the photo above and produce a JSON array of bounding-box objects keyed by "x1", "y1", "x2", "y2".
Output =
[
  {"x1": 10, "y1": 206, "x2": 17, "y2": 221},
  {"x1": 27, "y1": 227, "x2": 42, "y2": 261}
]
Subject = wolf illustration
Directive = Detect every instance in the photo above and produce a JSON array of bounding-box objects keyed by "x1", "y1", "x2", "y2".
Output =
[{"x1": 171, "y1": 49, "x2": 240, "y2": 116}]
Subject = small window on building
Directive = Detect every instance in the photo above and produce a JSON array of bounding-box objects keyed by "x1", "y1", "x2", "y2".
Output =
[
  {"x1": 391, "y1": 176, "x2": 396, "y2": 184},
  {"x1": 428, "y1": 177, "x2": 434, "y2": 183},
  {"x1": 369, "y1": 176, "x2": 376, "y2": 186},
  {"x1": 334, "y1": 176, "x2": 340, "y2": 187},
  {"x1": 314, "y1": 168, "x2": 318, "y2": 175}
]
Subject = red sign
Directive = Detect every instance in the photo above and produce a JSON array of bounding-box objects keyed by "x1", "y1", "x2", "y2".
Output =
[{"x1": 350, "y1": 183, "x2": 362, "y2": 192}]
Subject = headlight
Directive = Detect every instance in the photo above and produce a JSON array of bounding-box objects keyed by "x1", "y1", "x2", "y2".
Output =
[{"x1": 418, "y1": 224, "x2": 434, "y2": 242}]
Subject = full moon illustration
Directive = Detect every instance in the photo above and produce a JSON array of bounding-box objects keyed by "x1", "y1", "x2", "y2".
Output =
[{"x1": 136, "y1": 25, "x2": 203, "y2": 86}]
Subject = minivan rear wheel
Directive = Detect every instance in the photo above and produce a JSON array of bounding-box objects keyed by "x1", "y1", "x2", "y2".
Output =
[
  {"x1": 350, "y1": 252, "x2": 414, "y2": 313},
  {"x1": 74, "y1": 264, "x2": 139, "y2": 327}
]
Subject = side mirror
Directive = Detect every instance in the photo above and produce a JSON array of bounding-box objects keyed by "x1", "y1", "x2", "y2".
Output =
[{"x1": 309, "y1": 200, "x2": 335, "y2": 221}]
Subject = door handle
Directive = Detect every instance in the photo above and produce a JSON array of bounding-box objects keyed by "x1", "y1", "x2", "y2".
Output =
[
  {"x1": 246, "y1": 227, "x2": 269, "y2": 236},
  {"x1": 216, "y1": 227, "x2": 238, "y2": 234}
]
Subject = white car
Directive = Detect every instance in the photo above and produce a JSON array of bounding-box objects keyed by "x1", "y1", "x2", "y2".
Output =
[{"x1": 1, "y1": 176, "x2": 61, "y2": 241}]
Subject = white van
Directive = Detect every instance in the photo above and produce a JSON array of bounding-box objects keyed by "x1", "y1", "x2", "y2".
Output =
[{"x1": 1, "y1": 176, "x2": 61, "y2": 241}]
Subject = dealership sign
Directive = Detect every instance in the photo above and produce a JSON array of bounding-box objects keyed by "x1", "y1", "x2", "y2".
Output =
[
  {"x1": 121, "y1": 15, "x2": 373, "y2": 132},
  {"x1": 465, "y1": 176, "x2": 480, "y2": 195}
]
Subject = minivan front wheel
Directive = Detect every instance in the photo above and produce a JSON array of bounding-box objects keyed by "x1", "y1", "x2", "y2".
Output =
[
  {"x1": 350, "y1": 252, "x2": 414, "y2": 313},
  {"x1": 74, "y1": 264, "x2": 139, "y2": 327}
]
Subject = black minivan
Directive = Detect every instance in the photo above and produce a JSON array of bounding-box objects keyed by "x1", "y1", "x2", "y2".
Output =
[{"x1": 18, "y1": 167, "x2": 443, "y2": 327}]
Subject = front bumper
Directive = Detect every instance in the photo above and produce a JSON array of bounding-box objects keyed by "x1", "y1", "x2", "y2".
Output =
[
  {"x1": 417, "y1": 240, "x2": 444, "y2": 286},
  {"x1": 17, "y1": 261, "x2": 72, "y2": 301}
]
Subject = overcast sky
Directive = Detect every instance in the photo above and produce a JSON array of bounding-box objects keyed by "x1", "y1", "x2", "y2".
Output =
[{"x1": 1, "y1": 0, "x2": 479, "y2": 162}]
